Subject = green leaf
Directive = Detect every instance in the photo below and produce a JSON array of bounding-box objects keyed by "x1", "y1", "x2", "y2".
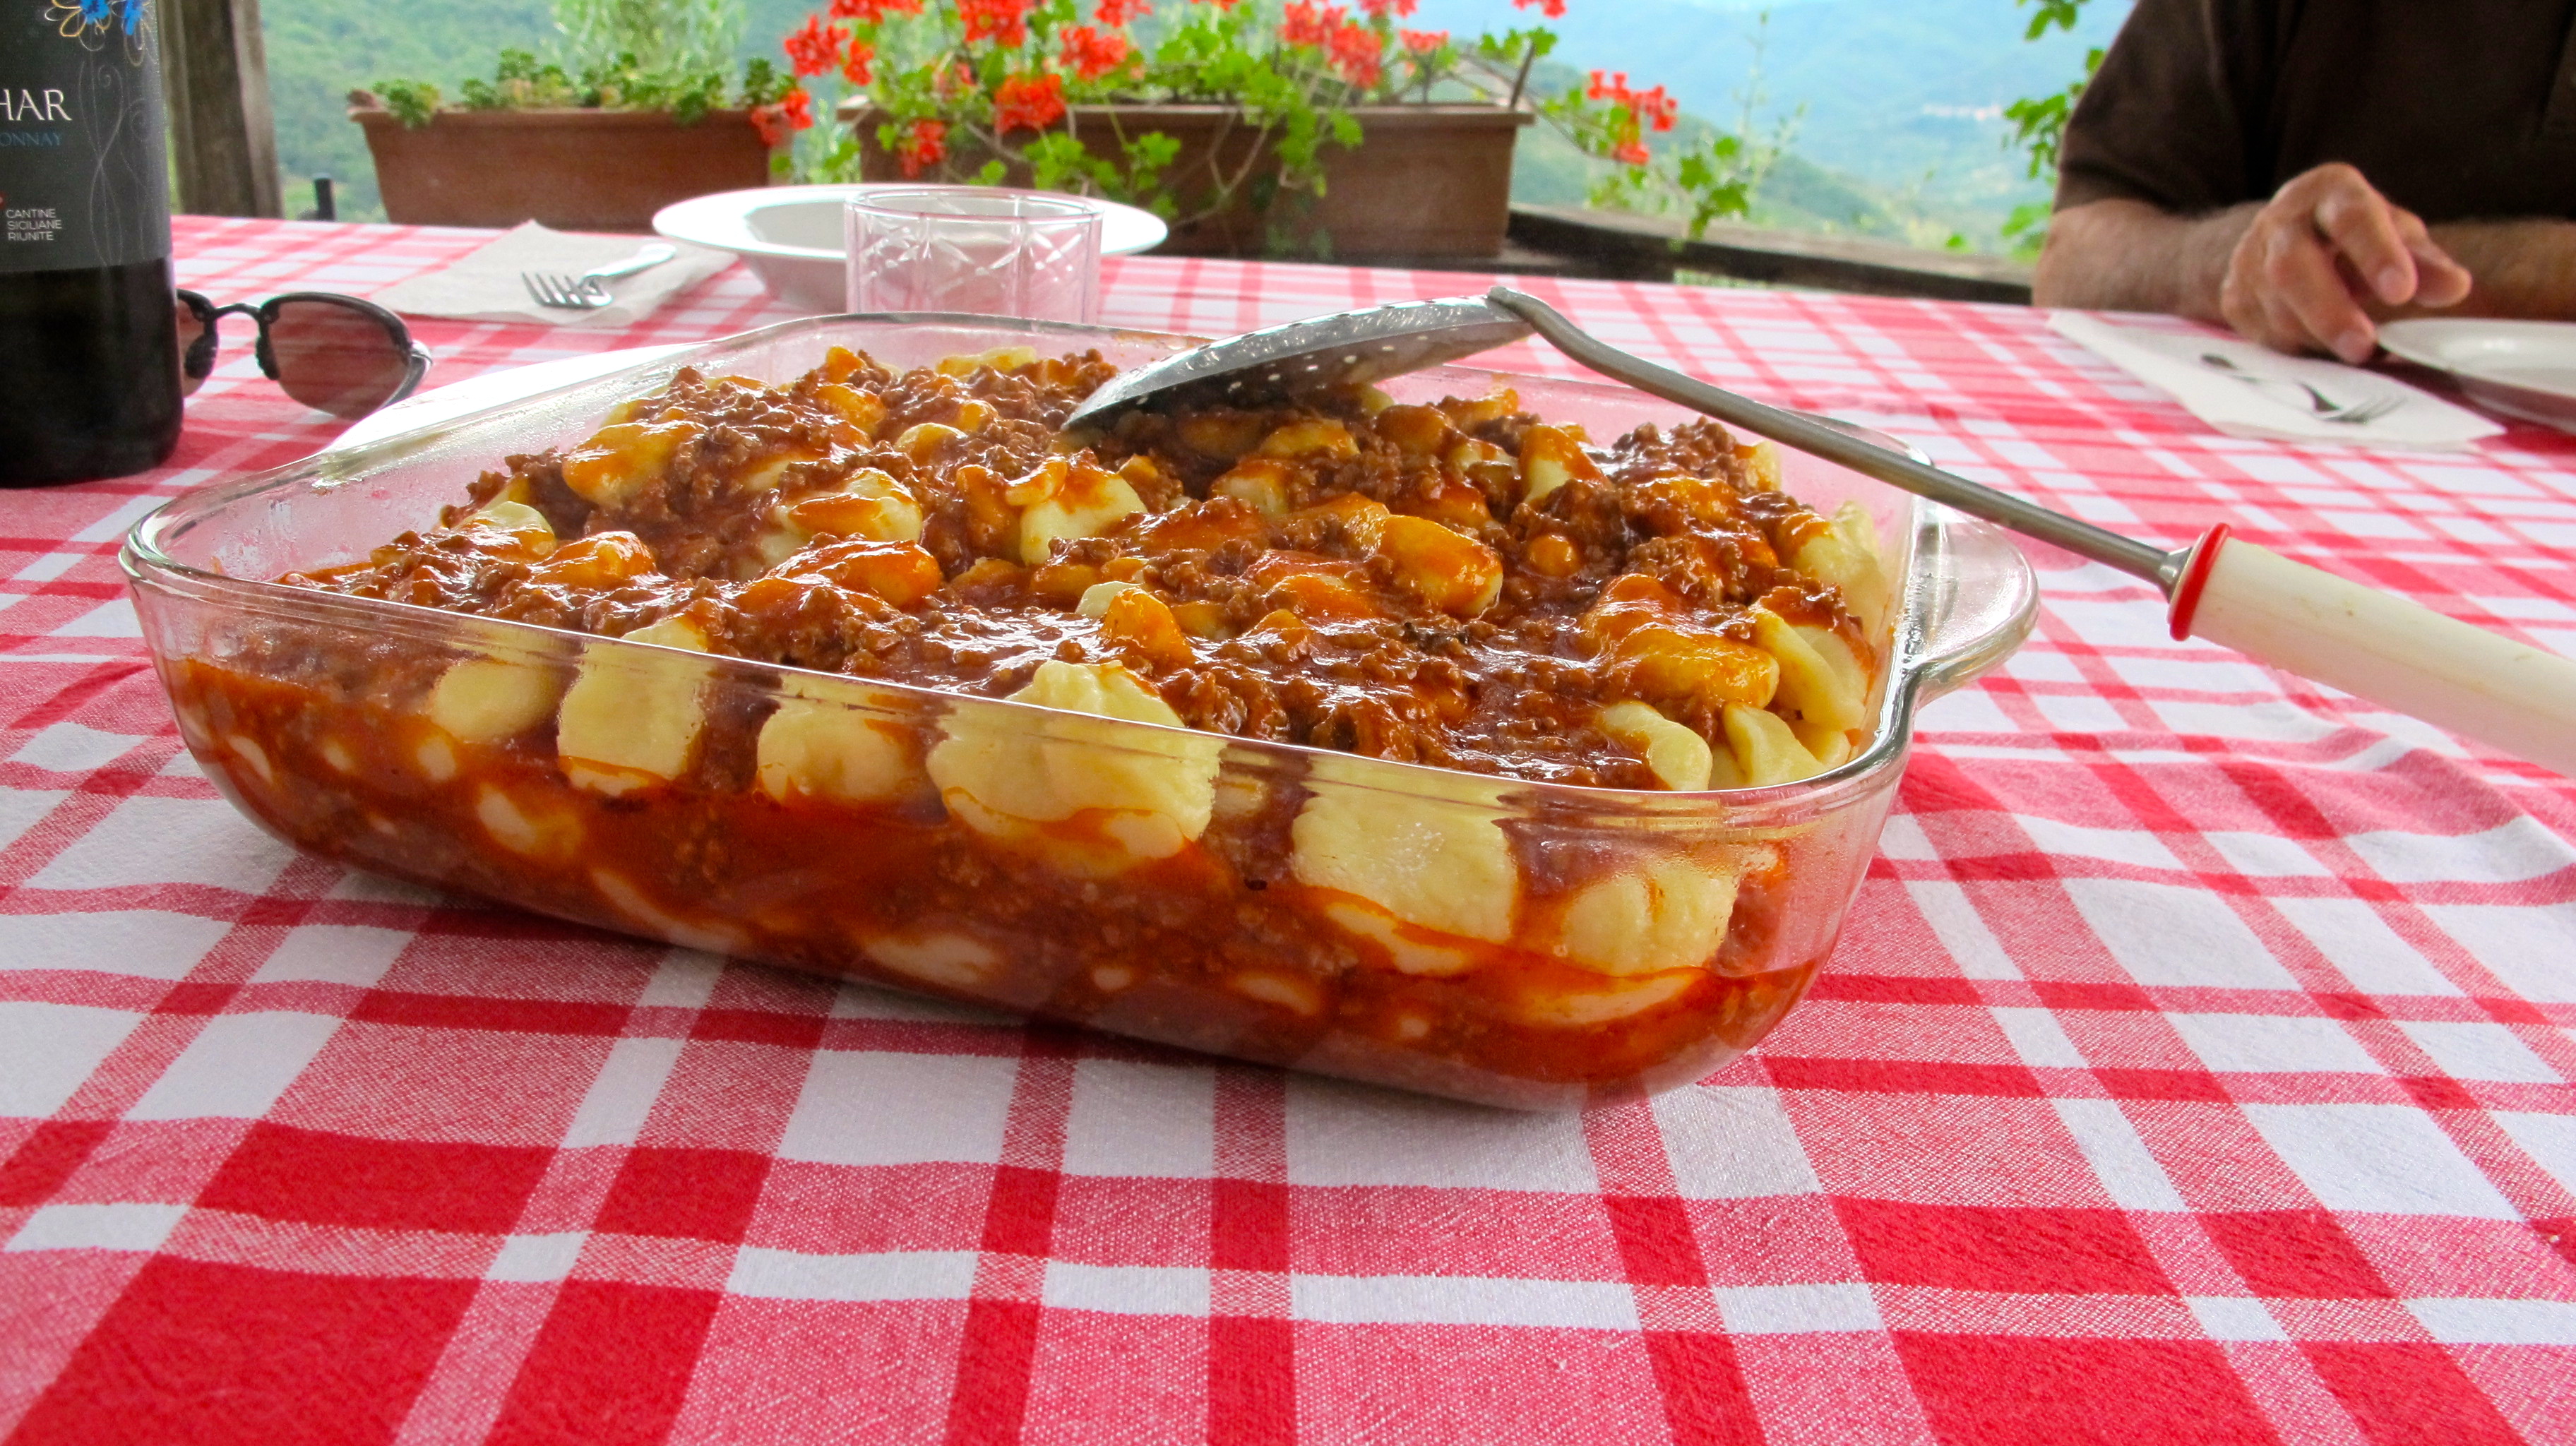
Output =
[{"x1": 376, "y1": 79, "x2": 442, "y2": 128}]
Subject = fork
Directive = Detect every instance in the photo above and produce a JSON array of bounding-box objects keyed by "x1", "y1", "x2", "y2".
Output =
[
  {"x1": 2323, "y1": 395, "x2": 2401, "y2": 426},
  {"x1": 2198, "y1": 351, "x2": 2399, "y2": 424},
  {"x1": 522, "y1": 244, "x2": 677, "y2": 311}
]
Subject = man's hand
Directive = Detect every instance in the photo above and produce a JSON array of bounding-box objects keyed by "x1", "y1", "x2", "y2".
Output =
[{"x1": 2217, "y1": 163, "x2": 2473, "y2": 362}]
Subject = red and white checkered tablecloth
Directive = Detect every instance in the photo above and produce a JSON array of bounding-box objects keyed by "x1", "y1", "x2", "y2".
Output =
[{"x1": 2, "y1": 215, "x2": 2572, "y2": 1445}]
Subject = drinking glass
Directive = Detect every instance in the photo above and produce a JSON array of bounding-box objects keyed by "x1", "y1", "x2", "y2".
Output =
[{"x1": 845, "y1": 188, "x2": 1104, "y2": 323}]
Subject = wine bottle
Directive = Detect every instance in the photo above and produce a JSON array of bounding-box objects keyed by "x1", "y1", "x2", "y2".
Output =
[{"x1": 0, "y1": 0, "x2": 180, "y2": 486}]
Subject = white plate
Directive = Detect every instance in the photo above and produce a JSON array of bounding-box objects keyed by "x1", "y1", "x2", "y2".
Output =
[
  {"x1": 2379, "y1": 318, "x2": 2576, "y2": 433},
  {"x1": 653, "y1": 184, "x2": 1169, "y2": 315},
  {"x1": 328, "y1": 345, "x2": 691, "y2": 453}
]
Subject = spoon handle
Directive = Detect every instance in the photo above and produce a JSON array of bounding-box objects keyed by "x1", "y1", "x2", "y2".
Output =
[
  {"x1": 1488, "y1": 286, "x2": 2576, "y2": 778},
  {"x1": 2180, "y1": 529, "x2": 2576, "y2": 777},
  {"x1": 585, "y1": 244, "x2": 678, "y2": 282}
]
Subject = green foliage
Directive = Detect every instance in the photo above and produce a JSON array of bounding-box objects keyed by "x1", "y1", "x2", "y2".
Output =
[
  {"x1": 1470, "y1": 28, "x2": 1554, "y2": 107},
  {"x1": 1042, "y1": 131, "x2": 1193, "y2": 219},
  {"x1": 457, "y1": 49, "x2": 575, "y2": 109},
  {"x1": 2002, "y1": 0, "x2": 2101, "y2": 254},
  {"x1": 1673, "y1": 134, "x2": 1753, "y2": 239},
  {"x1": 374, "y1": 0, "x2": 777, "y2": 125},
  {"x1": 1999, "y1": 198, "x2": 2052, "y2": 260},
  {"x1": 2020, "y1": 0, "x2": 2088, "y2": 40},
  {"x1": 556, "y1": 0, "x2": 741, "y2": 76},
  {"x1": 738, "y1": 56, "x2": 792, "y2": 106},
  {"x1": 375, "y1": 78, "x2": 443, "y2": 127},
  {"x1": 2002, "y1": 44, "x2": 2101, "y2": 182}
]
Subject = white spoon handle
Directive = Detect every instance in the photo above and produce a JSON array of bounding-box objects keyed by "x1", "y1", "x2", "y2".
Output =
[
  {"x1": 2175, "y1": 530, "x2": 2576, "y2": 775},
  {"x1": 585, "y1": 244, "x2": 676, "y2": 282}
]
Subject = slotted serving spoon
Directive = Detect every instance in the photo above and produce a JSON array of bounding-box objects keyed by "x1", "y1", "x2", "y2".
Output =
[{"x1": 1066, "y1": 286, "x2": 2576, "y2": 778}]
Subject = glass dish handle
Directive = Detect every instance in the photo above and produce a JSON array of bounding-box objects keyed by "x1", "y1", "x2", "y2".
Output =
[{"x1": 1900, "y1": 503, "x2": 2039, "y2": 703}]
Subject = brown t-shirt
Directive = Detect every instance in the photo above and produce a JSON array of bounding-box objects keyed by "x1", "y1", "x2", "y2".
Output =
[{"x1": 2056, "y1": 0, "x2": 2576, "y2": 221}]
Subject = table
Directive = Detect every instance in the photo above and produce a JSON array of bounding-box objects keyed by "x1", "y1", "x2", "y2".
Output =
[{"x1": 3, "y1": 217, "x2": 2572, "y2": 1445}]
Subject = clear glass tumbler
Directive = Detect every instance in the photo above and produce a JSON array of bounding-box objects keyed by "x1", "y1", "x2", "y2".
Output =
[{"x1": 845, "y1": 187, "x2": 1104, "y2": 323}]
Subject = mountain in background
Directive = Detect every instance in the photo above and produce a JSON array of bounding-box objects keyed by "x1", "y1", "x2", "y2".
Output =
[
  {"x1": 262, "y1": 0, "x2": 557, "y2": 220},
  {"x1": 1416, "y1": 0, "x2": 2127, "y2": 241},
  {"x1": 258, "y1": 0, "x2": 2127, "y2": 248}
]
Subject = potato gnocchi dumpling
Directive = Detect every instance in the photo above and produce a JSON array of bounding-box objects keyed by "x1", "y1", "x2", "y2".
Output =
[
  {"x1": 1293, "y1": 755, "x2": 1519, "y2": 955},
  {"x1": 1548, "y1": 853, "x2": 1741, "y2": 976},
  {"x1": 1597, "y1": 701, "x2": 1714, "y2": 792},
  {"x1": 427, "y1": 655, "x2": 561, "y2": 745},
  {"x1": 757, "y1": 674, "x2": 920, "y2": 806},
  {"x1": 927, "y1": 660, "x2": 1224, "y2": 876},
  {"x1": 1793, "y1": 501, "x2": 1892, "y2": 638},
  {"x1": 557, "y1": 614, "x2": 714, "y2": 796},
  {"x1": 1009, "y1": 455, "x2": 1147, "y2": 566},
  {"x1": 1753, "y1": 606, "x2": 1871, "y2": 738}
]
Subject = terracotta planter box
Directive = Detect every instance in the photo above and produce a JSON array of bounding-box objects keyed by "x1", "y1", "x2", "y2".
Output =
[
  {"x1": 847, "y1": 103, "x2": 1530, "y2": 259},
  {"x1": 354, "y1": 107, "x2": 780, "y2": 232}
]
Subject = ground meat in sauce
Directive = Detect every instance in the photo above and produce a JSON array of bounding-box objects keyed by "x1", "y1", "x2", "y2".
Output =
[{"x1": 283, "y1": 344, "x2": 1879, "y2": 790}]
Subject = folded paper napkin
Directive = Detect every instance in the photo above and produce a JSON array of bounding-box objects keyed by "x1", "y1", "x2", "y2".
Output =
[
  {"x1": 371, "y1": 222, "x2": 734, "y2": 328},
  {"x1": 2049, "y1": 311, "x2": 2503, "y2": 451}
]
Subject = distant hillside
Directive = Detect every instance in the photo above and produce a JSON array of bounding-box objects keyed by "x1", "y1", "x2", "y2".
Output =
[
  {"x1": 262, "y1": 0, "x2": 556, "y2": 220},
  {"x1": 258, "y1": 0, "x2": 2119, "y2": 247},
  {"x1": 1413, "y1": 0, "x2": 2128, "y2": 238},
  {"x1": 1508, "y1": 59, "x2": 2007, "y2": 252}
]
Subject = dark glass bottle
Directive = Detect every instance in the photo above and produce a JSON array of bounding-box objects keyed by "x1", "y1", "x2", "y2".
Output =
[{"x1": 0, "y1": 1, "x2": 181, "y2": 486}]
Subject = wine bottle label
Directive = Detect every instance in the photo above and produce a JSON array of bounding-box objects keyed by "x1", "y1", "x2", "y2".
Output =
[{"x1": 1, "y1": 0, "x2": 169, "y2": 273}]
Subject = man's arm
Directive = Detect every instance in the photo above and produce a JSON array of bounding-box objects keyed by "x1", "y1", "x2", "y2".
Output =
[
  {"x1": 2428, "y1": 220, "x2": 2576, "y2": 319},
  {"x1": 2036, "y1": 164, "x2": 2475, "y2": 362},
  {"x1": 2032, "y1": 198, "x2": 2254, "y2": 321}
]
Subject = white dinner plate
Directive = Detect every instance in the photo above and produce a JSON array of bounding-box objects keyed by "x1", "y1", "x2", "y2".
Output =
[
  {"x1": 328, "y1": 344, "x2": 691, "y2": 454},
  {"x1": 2378, "y1": 318, "x2": 2576, "y2": 434},
  {"x1": 654, "y1": 184, "x2": 1170, "y2": 316}
]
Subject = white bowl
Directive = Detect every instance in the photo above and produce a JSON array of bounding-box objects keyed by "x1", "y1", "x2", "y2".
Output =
[{"x1": 653, "y1": 184, "x2": 1170, "y2": 314}]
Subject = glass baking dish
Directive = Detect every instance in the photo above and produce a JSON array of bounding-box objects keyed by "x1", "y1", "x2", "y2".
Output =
[{"x1": 123, "y1": 314, "x2": 2034, "y2": 1109}]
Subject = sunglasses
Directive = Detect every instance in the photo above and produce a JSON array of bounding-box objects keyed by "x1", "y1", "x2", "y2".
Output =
[{"x1": 177, "y1": 290, "x2": 434, "y2": 419}]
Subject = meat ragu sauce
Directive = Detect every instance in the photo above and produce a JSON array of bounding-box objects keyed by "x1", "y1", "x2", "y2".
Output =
[{"x1": 171, "y1": 344, "x2": 1900, "y2": 1105}]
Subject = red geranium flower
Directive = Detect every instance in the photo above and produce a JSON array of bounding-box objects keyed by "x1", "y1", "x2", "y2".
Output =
[
  {"x1": 751, "y1": 86, "x2": 816, "y2": 146},
  {"x1": 1280, "y1": 1, "x2": 1341, "y2": 49},
  {"x1": 1328, "y1": 19, "x2": 1381, "y2": 87},
  {"x1": 895, "y1": 117, "x2": 948, "y2": 177},
  {"x1": 1399, "y1": 28, "x2": 1445, "y2": 52},
  {"x1": 1095, "y1": 0, "x2": 1151, "y2": 24},
  {"x1": 1511, "y1": 0, "x2": 1567, "y2": 16},
  {"x1": 1059, "y1": 24, "x2": 1133, "y2": 80},
  {"x1": 842, "y1": 38, "x2": 876, "y2": 85},
  {"x1": 959, "y1": 0, "x2": 1031, "y2": 47},
  {"x1": 1589, "y1": 71, "x2": 1678, "y2": 133},
  {"x1": 1359, "y1": 0, "x2": 1416, "y2": 16},
  {"x1": 830, "y1": 0, "x2": 922, "y2": 18},
  {"x1": 1613, "y1": 139, "x2": 1649, "y2": 165},
  {"x1": 994, "y1": 71, "x2": 1068, "y2": 133},
  {"x1": 783, "y1": 15, "x2": 845, "y2": 76}
]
